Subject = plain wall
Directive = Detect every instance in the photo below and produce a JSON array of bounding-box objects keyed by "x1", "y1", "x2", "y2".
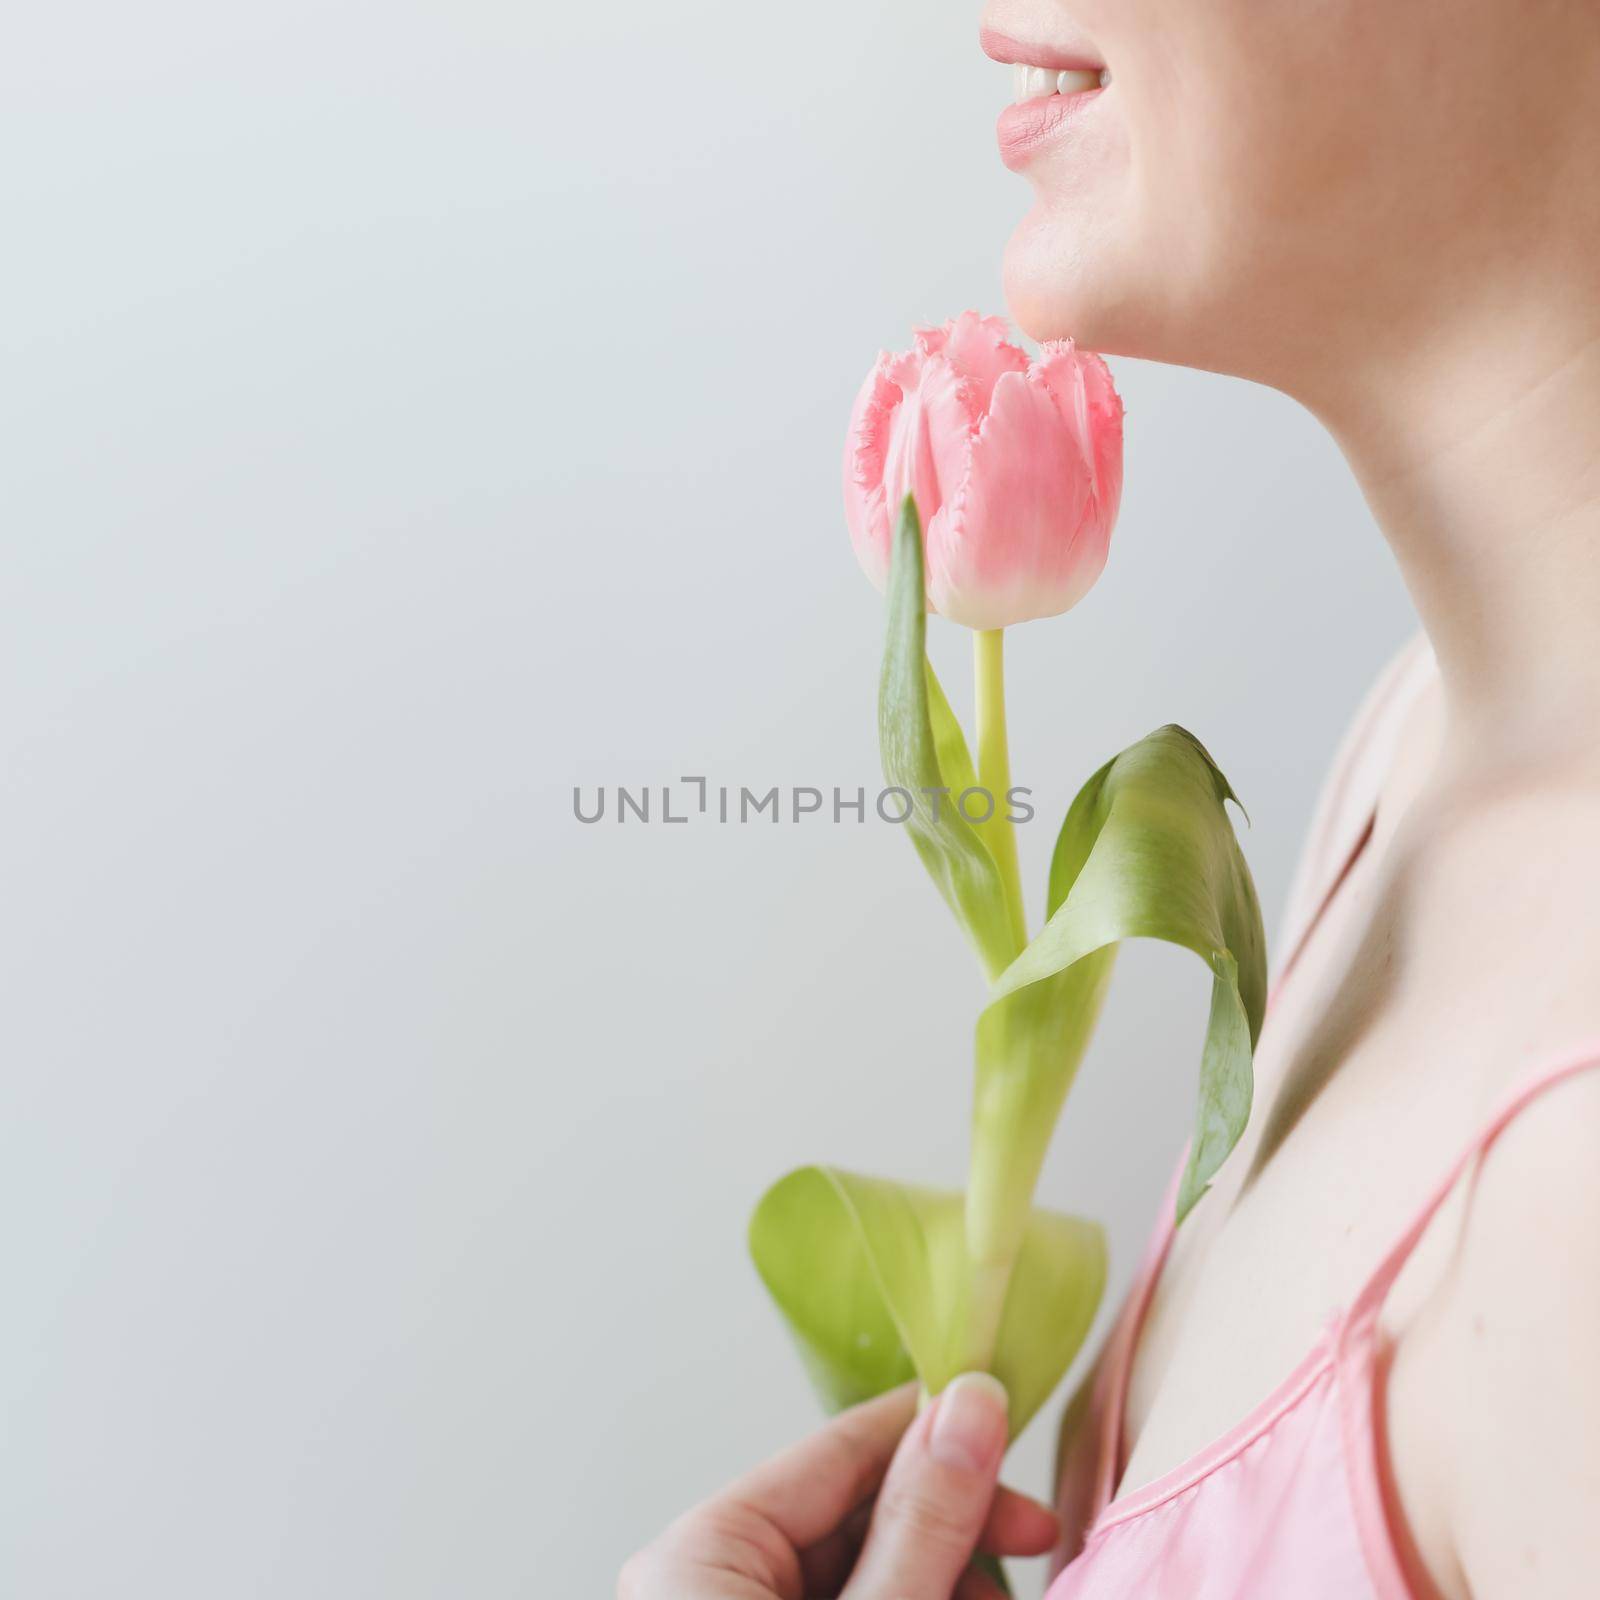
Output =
[{"x1": 0, "y1": 3, "x2": 1416, "y2": 1595}]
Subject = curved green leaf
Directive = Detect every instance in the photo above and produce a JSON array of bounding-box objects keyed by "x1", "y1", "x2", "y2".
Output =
[
  {"x1": 967, "y1": 726, "x2": 1265, "y2": 1305},
  {"x1": 749, "y1": 1166, "x2": 1106, "y2": 1439},
  {"x1": 879, "y1": 496, "x2": 1016, "y2": 981}
]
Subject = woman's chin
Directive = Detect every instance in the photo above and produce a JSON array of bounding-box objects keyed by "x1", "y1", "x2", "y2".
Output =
[{"x1": 1002, "y1": 208, "x2": 1126, "y2": 351}]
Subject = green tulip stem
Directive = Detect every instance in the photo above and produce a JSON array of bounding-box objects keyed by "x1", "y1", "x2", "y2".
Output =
[
  {"x1": 973, "y1": 628, "x2": 1028, "y2": 965},
  {"x1": 960, "y1": 1252, "x2": 1016, "y2": 1377},
  {"x1": 964, "y1": 627, "x2": 1030, "y2": 1375}
]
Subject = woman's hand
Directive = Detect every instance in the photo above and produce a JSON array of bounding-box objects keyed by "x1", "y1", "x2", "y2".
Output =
[{"x1": 618, "y1": 1373, "x2": 1061, "y2": 1599}]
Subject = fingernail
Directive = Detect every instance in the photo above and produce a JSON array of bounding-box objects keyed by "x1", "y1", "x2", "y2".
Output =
[{"x1": 928, "y1": 1372, "x2": 1008, "y2": 1472}]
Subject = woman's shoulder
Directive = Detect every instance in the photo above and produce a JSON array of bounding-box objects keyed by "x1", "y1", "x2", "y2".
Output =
[
  {"x1": 1385, "y1": 751, "x2": 1600, "y2": 1593},
  {"x1": 1405, "y1": 1054, "x2": 1600, "y2": 1596}
]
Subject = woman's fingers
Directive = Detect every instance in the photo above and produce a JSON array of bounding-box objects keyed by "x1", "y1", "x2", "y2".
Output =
[
  {"x1": 723, "y1": 1382, "x2": 919, "y2": 1551},
  {"x1": 799, "y1": 1479, "x2": 1056, "y2": 1592},
  {"x1": 796, "y1": 1501, "x2": 872, "y2": 1596},
  {"x1": 978, "y1": 1484, "x2": 1061, "y2": 1557},
  {"x1": 951, "y1": 1569, "x2": 1011, "y2": 1600},
  {"x1": 841, "y1": 1373, "x2": 1011, "y2": 1599},
  {"x1": 621, "y1": 1376, "x2": 1056, "y2": 1600}
]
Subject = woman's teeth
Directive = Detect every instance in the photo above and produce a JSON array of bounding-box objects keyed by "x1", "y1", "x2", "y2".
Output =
[{"x1": 1011, "y1": 64, "x2": 1109, "y2": 102}]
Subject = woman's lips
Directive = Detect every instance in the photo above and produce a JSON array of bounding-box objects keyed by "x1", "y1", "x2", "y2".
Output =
[
  {"x1": 996, "y1": 87, "x2": 1105, "y2": 171},
  {"x1": 979, "y1": 24, "x2": 1102, "y2": 74}
]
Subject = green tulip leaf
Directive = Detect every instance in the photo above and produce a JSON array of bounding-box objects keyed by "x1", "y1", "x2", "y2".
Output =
[
  {"x1": 925, "y1": 656, "x2": 980, "y2": 800},
  {"x1": 968, "y1": 726, "x2": 1266, "y2": 1291},
  {"x1": 749, "y1": 1165, "x2": 1106, "y2": 1439},
  {"x1": 879, "y1": 495, "x2": 1017, "y2": 982}
]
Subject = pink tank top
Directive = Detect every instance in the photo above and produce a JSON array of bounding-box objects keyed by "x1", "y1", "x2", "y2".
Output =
[{"x1": 1046, "y1": 638, "x2": 1600, "y2": 1599}]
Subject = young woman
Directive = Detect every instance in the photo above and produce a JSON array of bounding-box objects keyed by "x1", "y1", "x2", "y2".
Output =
[{"x1": 621, "y1": 1, "x2": 1600, "y2": 1594}]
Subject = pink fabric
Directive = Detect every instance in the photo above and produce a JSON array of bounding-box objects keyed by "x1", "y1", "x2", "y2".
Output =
[{"x1": 1046, "y1": 638, "x2": 1599, "y2": 1597}]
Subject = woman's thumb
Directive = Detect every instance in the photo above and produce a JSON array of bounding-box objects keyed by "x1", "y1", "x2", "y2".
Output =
[{"x1": 842, "y1": 1372, "x2": 1010, "y2": 1599}]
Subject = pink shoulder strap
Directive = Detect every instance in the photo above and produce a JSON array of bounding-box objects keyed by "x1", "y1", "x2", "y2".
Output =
[{"x1": 1343, "y1": 1043, "x2": 1600, "y2": 1334}]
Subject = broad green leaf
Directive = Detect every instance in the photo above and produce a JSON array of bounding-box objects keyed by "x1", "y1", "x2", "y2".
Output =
[
  {"x1": 879, "y1": 497, "x2": 1017, "y2": 981},
  {"x1": 745, "y1": 1167, "x2": 916, "y2": 1411},
  {"x1": 969, "y1": 726, "x2": 1266, "y2": 1287},
  {"x1": 749, "y1": 1166, "x2": 1106, "y2": 1439}
]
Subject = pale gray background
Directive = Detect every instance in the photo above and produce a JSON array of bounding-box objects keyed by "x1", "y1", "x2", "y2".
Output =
[{"x1": 0, "y1": 4, "x2": 1415, "y2": 1596}]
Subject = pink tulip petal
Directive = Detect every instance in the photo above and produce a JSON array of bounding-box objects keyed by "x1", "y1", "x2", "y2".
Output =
[
  {"x1": 842, "y1": 353, "x2": 900, "y2": 589},
  {"x1": 929, "y1": 364, "x2": 1115, "y2": 629},
  {"x1": 1036, "y1": 341, "x2": 1125, "y2": 523},
  {"x1": 881, "y1": 353, "x2": 978, "y2": 536},
  {"x1": 922, "y1": 311, "x2": 1031, "y2": 413}
]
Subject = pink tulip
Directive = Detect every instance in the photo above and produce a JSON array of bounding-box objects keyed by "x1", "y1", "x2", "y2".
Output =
[{"x1": 843, "y1": 312, "x2": 1123, "y2": 630}]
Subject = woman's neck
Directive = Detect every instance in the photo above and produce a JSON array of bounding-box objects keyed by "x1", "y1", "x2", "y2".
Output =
[{"x1": 1310, "y1": 308, "x2": 1600, "y2": 769}]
